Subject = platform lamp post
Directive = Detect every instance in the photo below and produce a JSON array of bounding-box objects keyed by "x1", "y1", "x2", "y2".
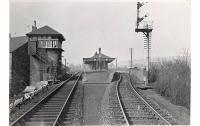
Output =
[{"x1": 135, "y1": 2, "x2": 153, "y2": 85}]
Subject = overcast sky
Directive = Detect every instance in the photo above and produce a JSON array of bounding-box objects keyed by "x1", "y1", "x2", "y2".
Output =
[{"x1": 10, "y1": 0, "x2": 190, "y2": 66}]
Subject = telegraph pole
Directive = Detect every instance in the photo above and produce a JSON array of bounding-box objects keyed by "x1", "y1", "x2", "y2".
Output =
[
  {"x1": 116, "y1": 58, "x2": 118, "y2": 71},
  {"x1": 130, "y1": 48, "x2": 133, "y2": 69},
  {"x1": 64, "y1": 58, "x2": 66, "y2": 68},
  {"x1": 135, "y1": 2, "x2": 153, "y2": 85}
]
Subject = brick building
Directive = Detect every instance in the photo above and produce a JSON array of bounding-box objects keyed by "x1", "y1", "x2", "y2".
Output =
[
  {"x1": 10, "y1": 22, "x2": 65, "y2": 95},
  {"x1": 10, "y1": 36, "x2": 29, "y2": 95}
]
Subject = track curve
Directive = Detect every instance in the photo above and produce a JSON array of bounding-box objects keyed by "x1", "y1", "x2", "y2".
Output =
[{"x1": 117, "y1": 73, "x2": 171, "y2": 125}]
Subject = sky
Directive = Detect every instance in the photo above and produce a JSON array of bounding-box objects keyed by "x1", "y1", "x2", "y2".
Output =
[{"x1": 10, "y1": 0, "x2": 190, "y2": 66}]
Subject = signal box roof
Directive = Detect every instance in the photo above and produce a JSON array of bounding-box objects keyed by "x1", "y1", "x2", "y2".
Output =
[{"x1": 26, "y1": 25, "x2": 65, "y2": 41}]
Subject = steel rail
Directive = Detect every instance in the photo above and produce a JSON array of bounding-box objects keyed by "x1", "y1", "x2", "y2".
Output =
[
  {"x1": 53, "y1": 72, "x2": 82, "y2": 126},
  {"x1": 9, "y1": 73, "x2": 76, "y2": 126},
  {"x1": 127, "y1": 74, "x2": 171, "y2": 125},
  {"x1": 116, "y1": 74, "x2": 129, "y2": 125}
]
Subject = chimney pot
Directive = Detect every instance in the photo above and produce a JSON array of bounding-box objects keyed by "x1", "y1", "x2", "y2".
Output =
[
  {"x1": 32, "y1": 20, "x2": 37, "y2": 31},
  {"x1": 34, "y1": 20, "x2": 36, "y2": 27},
  {"x1": 99, "y1": 48, "x2": 101, "y2": 54}
]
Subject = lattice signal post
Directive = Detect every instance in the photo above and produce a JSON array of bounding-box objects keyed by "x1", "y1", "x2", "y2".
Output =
[{"x1": 135, "y1": 2, "x2": 153, "y2": 85}]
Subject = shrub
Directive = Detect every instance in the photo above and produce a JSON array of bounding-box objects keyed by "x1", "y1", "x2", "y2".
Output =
[
  {"x1": 149, "y1": 54, "x2": 190, "y2": 110},
  {"x1": 149, "y1": 64, "x2": 159, "y2": 82}
]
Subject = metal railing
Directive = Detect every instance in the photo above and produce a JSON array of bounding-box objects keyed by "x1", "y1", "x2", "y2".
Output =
[{"x1": 135, "y1": 21, "x2": 153, "y2": 29}]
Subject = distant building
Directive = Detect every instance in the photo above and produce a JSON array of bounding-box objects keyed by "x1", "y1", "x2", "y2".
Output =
[
  {"x1": 10, "y1": 21, "x2": 65, "y2": 95},
  {"x1": 83, "y1": 48, "x2": 115, "y2": 70}
]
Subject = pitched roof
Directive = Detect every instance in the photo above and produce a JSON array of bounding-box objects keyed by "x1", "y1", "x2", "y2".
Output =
[
  {"x1": 91, "y1": 53, "x2": 112, "y2": 59},
  {"x1": 10, "y1": 36, "x2": 28, "y2": 53},
  {"x1": 26, "y1": 25, "x2": 65, "y2": 41},
  {"x1": 83, "y1": 51, "x2": 115, "y2": 63}
]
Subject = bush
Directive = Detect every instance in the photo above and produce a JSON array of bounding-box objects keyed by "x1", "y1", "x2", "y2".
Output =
[
  {"x1": 112, "y1": 72, "x2": 120, "y2": 82},
  {"x1": 149, "y1": 64, "x2": 159, "y2": 82},
  {"x1": 149, "y1": 54, "x2": 190, "y2": 110}
]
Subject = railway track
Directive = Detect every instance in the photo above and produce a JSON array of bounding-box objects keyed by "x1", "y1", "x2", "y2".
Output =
[
  {"x1": 9, "y1": 84, "x2": 60, "y2": 123},
  {"x1": 103, "y1": 72, "x2": 171, "y2": 125},
  {"x1": 10, "y1": 73, "x2": 82, "y2": 126},
  {"x1": 129, "y1": 76, "x2": 177, "y2": 125},
  {"x1": 101, "y1": 74, "x2": 129, "y2": 125},
  {"x1": 117, "y1": 73, "x2": 171, "y2": 125},
  {"x1": 54, "y1": 79, "x2": 84, "y2": 126}
]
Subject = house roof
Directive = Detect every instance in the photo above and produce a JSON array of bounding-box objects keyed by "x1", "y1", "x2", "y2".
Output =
[
  {"x1": 10, "y1": 36, "x2": 28, "y2": 53},
  {"x1": 26, "y1": 25, "x2": 65, "y2": 41}
]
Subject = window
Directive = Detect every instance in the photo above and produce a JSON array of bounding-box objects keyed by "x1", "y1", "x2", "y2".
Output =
[
  {"x1": 57, "y1": 41, "x2": 61, "y2": 48},
  {"x1": 47, "y1": 41, "x2": 52, "y2": 48},
  {"x1": 42, "y1": 41, "x2": 47, "y2": 48},
  {"x1": 38, "y1": 41, "x2": 47, "y2": 48},
  {"x1": 52, "y1": 40, "x2": 58, "y2": 48},
  {"x1": 37, "y1": 40, "x2": 59, "y2": 48}
]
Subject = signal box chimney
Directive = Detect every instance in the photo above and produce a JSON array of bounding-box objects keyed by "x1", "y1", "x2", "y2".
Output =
[
  {"x1": 99, "y1": 48, "x2": 101, "y2": 54},
  {"x1": 32, "y1": 20, "x2": 37, "y2": 31}
]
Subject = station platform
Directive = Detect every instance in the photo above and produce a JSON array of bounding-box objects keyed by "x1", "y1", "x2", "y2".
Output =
[{"x1": 82, "y1": 71, "x2": 114, "y2": 84}]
